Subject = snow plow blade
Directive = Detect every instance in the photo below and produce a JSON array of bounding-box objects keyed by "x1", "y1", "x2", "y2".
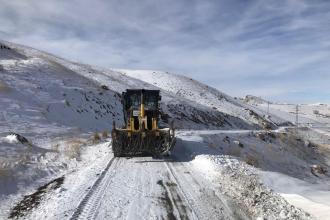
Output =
[
  {"x1": 111, "y1": 89, "x2": 175, "y2": 157},
  {"x1": 112, "y1": 128, "x2": 175, "y2": 157}
]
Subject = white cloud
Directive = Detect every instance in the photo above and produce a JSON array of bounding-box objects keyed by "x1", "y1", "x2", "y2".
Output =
[{"x1": 0, "y1": 0, "x2": 329, "y2": 103}]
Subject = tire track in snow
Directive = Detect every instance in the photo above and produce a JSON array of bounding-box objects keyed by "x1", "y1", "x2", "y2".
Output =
[
  {"x1": 70, "y1": 157, "x2": 121, "y2": 220},
  {"x1": 164, "y1": 161, "x2": 204, "y2": 220},
  {"x1": 164, "y1": 161, "x2": 249, "y2": 220},
  {"x1": 156, "y1": 178, "x2": 195, "y2": 220}
]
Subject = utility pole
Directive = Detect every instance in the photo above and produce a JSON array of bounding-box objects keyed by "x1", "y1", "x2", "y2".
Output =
[
  {"x1": 295, "y1": 104, "x2": 299, "y2": 128},
  {"x1": 267, "y1": 101, "x2": 270, "y2": 116}
]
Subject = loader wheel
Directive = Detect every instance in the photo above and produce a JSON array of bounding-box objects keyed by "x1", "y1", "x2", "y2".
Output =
[
  {"x1": 112, "y1": 131, "x2": 123, "y2": 157},
  {"x1": 114, "y1": 151, "x2": 121, "y2": 157},
  {"x1": 112, "y1": 141, "x2": 122, "y2": 157}
]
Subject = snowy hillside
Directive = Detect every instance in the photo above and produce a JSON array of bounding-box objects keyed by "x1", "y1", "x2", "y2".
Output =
[
  {"x1": 116, "y1": 69, "x2": 291, "y2": 128},
  {"x1": 2, "y1": 41, "x2": 289, "y2": 130},
  {"x1": 1, "y1": 40, "x2": 330, "y2": 220},
  {"x1": 0, "y1": 41, "x2": 125, "y2": 207}
]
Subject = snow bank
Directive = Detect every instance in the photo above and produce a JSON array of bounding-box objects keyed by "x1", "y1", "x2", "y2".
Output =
[
  {"x1": 2, "y1": 134, "x2": 19, "y2": 144},
  {"x1": 174, "y1": 131, "x2": 313, "y2": 219},
  {"x1": 261, "y1": 171, "x2": 330, "y2": 220},
  {"x1": 192, "y1": 155, "x2": 217, "y2": 176}
]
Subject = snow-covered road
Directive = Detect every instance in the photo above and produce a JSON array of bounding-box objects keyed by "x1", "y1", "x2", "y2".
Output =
[
  {"x1": 14, "y1": 130, "x2": 313, "y2": 220},
  {"x1": 20, "y1": 141, "x2": 249, "y2": 220},
  {"x1": 91, "y1": 157, "x2": 248, "y2": 220}
]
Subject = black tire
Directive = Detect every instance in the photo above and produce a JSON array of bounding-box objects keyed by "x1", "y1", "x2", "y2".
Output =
[
  {"x1": 112, "y1": 131, "x2": 123, "y2": 157},
  {"x1": 113, "y1": 143, "x2": 122, "y2": 157}
]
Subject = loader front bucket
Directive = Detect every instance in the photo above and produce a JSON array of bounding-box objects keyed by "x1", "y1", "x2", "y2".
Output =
[{"x1": 111, "y1": 128, "x2": 175, "y2": 157}]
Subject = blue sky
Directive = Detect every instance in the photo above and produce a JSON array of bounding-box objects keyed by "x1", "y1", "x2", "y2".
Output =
[{"x1": 0, "y1": 0, "x2": 329, "y2": 103}]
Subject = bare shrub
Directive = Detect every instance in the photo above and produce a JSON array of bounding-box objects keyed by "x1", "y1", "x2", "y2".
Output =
[
  {"x1": 278, "y1": 132, "x2": 288, "y2": 142},
  {"x1": 286, "y1": 132, "x2": 303, "y2": 146},
  {"x1": 207, "y1": 142, "x2": 217, "y2": 149},
  {"x1": 102, "y1": 130, "x2": 109, "y2": 138},
  {"x1": 101, "y1": 85, "x2": 109, "y2": 90},
  {"x1": 266, "y1": 132, "x2": 276, "y2": 139},
  {"x1": 227, "y1": 146, "x2": 242, "y2": 157},
  {"x1": 311, "y1": 165, "x2": 327, "y2": 176},
  {"x1": 223, "y1": 136, "x2": 230, "y2": 143},
  {"x1": 92, "y1": 132, "x2": 101, "y2": 144},
  {"x1": 233, "y1": 140, "x2": 244, "y2": 148},
  {"x1": 244, "y1": 155, "x2": 259, "y2": 167},
  {"x1": 64, "y1": 139, "x2": 85, "y2": 159},
  {"x1": 256, "y1": 133, "x2": 266, "y2": 141},
  {"x1": 64, "y1": 99, "x2": 70, "y2": 107},
  {"x1": 0, "y1": 80, "x2": 10, "y2": 92},
  {"x1": 0, "y1": 165, "x2": 11, "y2": 178},
  {"x1": 51, "y1": 143, "x2": 60, "y2": 152}
]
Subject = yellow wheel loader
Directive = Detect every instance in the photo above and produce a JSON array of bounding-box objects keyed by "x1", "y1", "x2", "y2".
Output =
[{"x1": 111, "y1": 89, "x2": 175, "y2": 157}]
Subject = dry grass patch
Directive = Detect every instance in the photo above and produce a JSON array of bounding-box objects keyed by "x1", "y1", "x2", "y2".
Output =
[
  {"x1": 0, "y1": 166, "x2": 11, "y2": 178},
  {"x1": 64, "y1": 139, "x2": 85, "y2": 159},
  {"x1": 244, "y1": 154, "x2": 259, "y2": 167},
  {"x1": 0, "y1": 80, "x2": 10, "y2": 92},
  {"x1": 207, "y1": 142, "x2": 217, "y2": 149},
  {"x1": 102, "y1": 130, "x2": 109, "y2": 138},
  {"x1": 227, "y1": 146, "x2": 242, "y2": 157},
  {"x1": 51, "y1": 143, "x2": 60, "y2": 152},
  {"x1": 278, "y1": 132, "x2": 286, "y2": 142},
  {"x1": 311, "y1": 165, "x2": 327, "y2": 176},
  {"x1": 92, "y1": 132, "x2": 101, "y2": 144}
]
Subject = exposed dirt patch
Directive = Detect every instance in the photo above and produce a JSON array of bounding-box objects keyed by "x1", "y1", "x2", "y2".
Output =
[
  {"x1": 245, "y1": 108, "x2": 276, "y2": 130},
  {"x1": 164, "y1": 103, "x2": 258, "y2": 130},
  {"x1": 9, "y1": 176, "x2": 64, "y2": 219}
]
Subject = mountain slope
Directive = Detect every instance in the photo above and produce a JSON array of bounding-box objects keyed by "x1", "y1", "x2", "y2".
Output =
[
  {"x1": 115, "y1": 69, "x2": 290, "y2": 128},
  {"x1": 2, "y1": 40, "x2": 282, "y2": 131}
]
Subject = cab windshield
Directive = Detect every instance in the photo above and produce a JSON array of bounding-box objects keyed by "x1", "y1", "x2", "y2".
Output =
[
  {"x1": 145, "y1": 94, "x2": 158, "y2": 110},
  {"x1": 129, "y1": 93, "x2": 140, "y2": 108}
]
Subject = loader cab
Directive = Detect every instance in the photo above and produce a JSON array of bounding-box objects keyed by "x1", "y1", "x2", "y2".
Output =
[{"x1": 122, "y1": 89, "x2": 161, "y2": 131}]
